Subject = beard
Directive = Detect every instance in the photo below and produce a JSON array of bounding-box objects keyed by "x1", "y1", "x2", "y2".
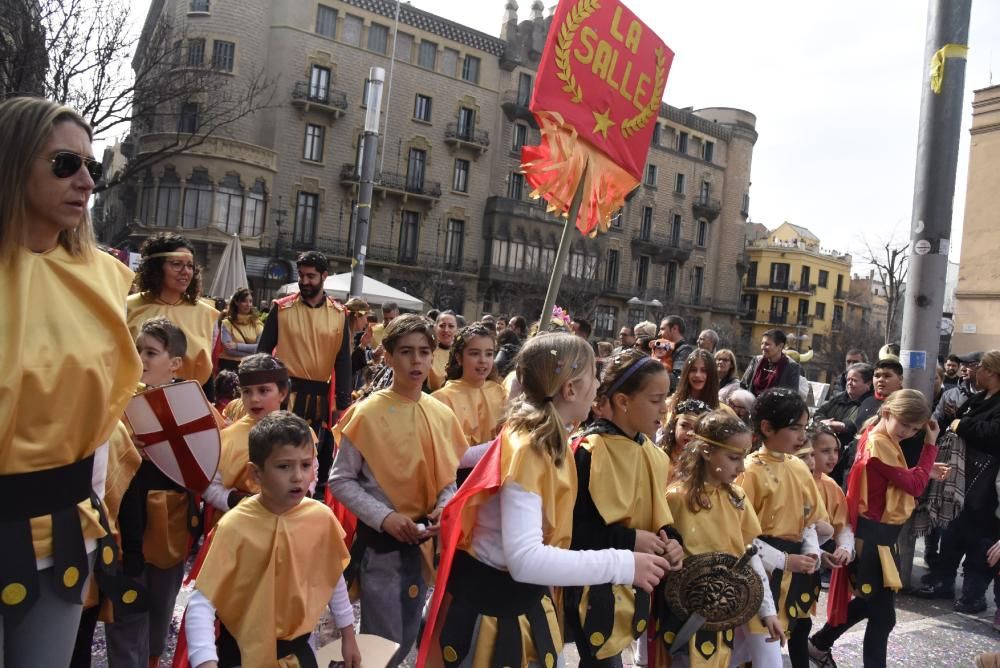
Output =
[{"x1": 299, "y1": 281, "x2": 320, "y2": 299}]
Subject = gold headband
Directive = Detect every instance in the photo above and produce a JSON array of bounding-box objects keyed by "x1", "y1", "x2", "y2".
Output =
[
  {"x1": 697, "y1": 434, "x2": 750, "y2": 454},
  {"x1": 145, "y1": 251, "x2": 194, "y2": 260},
  {"x1": 794, "y1": 444, "x2": 814, "y2": 456}
]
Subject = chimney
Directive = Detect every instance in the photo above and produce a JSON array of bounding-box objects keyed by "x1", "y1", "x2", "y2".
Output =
[{"x1": 530, "y1": 0, "x2": 543, "y2": 21}]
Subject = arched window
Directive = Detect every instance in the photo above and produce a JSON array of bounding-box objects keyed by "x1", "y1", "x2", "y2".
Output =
[
  {"x1": 242, "y1": 179, "x2": 267, "y2": 236},
  {"x1": 183, "y1": 168, "x2": 212, "y2": 228},
  {"x1": 214, "y1": 172, "x2": 243, "y2": 234},
  {"x1": 155, "y1": 167, "x2": 181, "y2": 227}
]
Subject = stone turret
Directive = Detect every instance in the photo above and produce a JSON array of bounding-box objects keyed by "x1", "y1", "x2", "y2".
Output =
[{"x1": 500, "y1": 0, "x2": 518, "y2": 40}]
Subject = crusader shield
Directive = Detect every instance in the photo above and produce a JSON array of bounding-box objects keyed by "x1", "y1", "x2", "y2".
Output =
[{"x1": 125, "y1": 380, "x2": 221, "y2": 494}]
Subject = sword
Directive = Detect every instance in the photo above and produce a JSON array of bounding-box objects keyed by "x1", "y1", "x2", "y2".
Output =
[{"x1": 669, "y1": 545, "x2": 758, "y2": 655}]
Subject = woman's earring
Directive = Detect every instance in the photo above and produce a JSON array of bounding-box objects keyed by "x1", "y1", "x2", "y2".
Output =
[{"x1": 715, "y1": 467, "x2": 723, "y2": 473}]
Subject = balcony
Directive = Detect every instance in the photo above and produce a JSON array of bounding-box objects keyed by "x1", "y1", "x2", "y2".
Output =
[
  {"x1": 500, "y1": 89, "x2": 537, "y2": 127},
  {"x1": 832, "y1": 319, "x2": 844, "y2": 332},
  {"x1": 630, "y1": 232, "x2": 694, "y2": 263},
  {"x1": 482, "y1": 195, "x2": 565, "y2": 235},
  {"x1": 291, "y1": 82, "x2": 348, "y2": 118},
  {"x1": 742, "y1": 280, "x2": 817, "y2": 295},
  {"x1": 339, "y1": 163, "x2": 441, "y2": 203},
  {"x1": 692, "y1": 194, "x2": 722, "y2": 221},
  {"x1": 444, "y1": 123, "x2": 490, "y2": 155},
  {"x1": 834, "y1": 290, "x2": 848, "y2": 301}
]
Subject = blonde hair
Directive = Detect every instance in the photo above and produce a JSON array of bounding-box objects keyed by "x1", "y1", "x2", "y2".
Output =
[
  {"x1": 675, "y1": 410, "x2": 750, "y2": 512},
  {"x1": 0, "y1": 97, "x2": 96, "y2": 263},
  {"x1": 506, "y1": 332, "x2": 594, "y2": 466},
  {"x1": 981, "y1": 350, "x2": 1000, "y2": 377},
  {"x1": 863, "y1": 388, "x2": 931, "y2": 432}
]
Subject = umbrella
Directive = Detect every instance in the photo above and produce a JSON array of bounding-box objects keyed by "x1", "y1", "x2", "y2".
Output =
[
  {"x1": 209, "y1": 234, "x2": 249, "y2": 300},
  {"x1": 277, "y1": 272, "x2": 425, "y2": 312}
]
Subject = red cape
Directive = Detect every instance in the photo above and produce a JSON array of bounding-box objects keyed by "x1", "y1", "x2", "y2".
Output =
[{"x1": 827, "y1": 427, "x2": 872, "y2": 626}]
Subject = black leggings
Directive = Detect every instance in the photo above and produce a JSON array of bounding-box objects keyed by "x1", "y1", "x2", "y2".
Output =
[
  {"x1": 563, "y1": 592, "x2": 625, "y2": 668},
  {"x1": 811, "y1": 587, "x2": 896, "y2": 668},
  {"x1": 788, "y1": 616, "x2": 812, "y2": 668}
]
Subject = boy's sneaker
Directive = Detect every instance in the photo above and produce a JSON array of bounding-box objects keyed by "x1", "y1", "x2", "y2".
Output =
[
  {"x1": 808, "y1": 639, "x2": 838, "y2": 668},
  {"x1": 954, "y1": 597, "x2": 988, "y2": 614}
]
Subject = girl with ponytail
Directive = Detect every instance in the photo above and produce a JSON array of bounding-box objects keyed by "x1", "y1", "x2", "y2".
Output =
[{"x1": 419, "y1": 334, "x2": 670, "y2": 668}]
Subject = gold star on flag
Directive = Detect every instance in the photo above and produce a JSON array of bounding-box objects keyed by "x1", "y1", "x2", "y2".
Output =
[{"x1": 592, "y1": 108, "x2": 615, "y2": 140}]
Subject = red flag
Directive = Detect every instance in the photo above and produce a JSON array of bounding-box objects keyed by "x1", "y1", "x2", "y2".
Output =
[{"x1": 522, "y1": 0, "x2": 674, "y2": 236}]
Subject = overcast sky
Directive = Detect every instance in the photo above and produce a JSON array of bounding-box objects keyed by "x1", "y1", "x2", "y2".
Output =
[{"x1": 125, "y1": 0, "x2": 1000, "y2": 269}]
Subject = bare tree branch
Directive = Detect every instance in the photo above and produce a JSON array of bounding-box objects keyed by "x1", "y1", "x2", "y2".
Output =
[{"x1": 862, "y1": 237, "x2": 909, "y2": 344}]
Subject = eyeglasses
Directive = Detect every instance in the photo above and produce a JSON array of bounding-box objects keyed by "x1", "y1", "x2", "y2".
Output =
[
  {"x1": 42, "y1": 152, "x2": 103, "y2": 182},
  {"x1": 164, "y1": 259, "x2": 195, "y2": 272}
]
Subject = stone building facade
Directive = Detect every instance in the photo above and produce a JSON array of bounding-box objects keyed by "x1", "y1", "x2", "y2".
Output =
[{"x1": 97, "y1": 0, "x2": 756, "y2": 340}]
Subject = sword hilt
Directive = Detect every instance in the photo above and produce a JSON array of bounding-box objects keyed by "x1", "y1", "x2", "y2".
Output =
[{"x1": 732, "y1": 544, "x2": 758, "y2": 572}]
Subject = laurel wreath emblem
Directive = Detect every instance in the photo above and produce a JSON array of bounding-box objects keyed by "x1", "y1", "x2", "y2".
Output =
[{"x1": 554, "y1": 0, "x2": 668, "y2": 138}]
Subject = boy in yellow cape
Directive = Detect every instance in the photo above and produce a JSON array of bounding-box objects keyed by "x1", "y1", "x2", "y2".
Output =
[
  {"x1": 330, "y1": 314, "x2": 468, "y2": 667},
  {"x1": 183, "y1": 411, "x2": 360, "y2": 668}
]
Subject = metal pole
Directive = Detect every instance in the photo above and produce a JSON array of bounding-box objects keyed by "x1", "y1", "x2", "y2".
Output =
[
  {"x1": 900, "y1": 0, "x2": 972, "y2": 399},
  {"x1": 378, "y1": 0, "x2": 401, "y2": 175},
  {"x1": 350, "y1": 67, "x2": 385, "y2": 299},
  {"x1": 538, "y1": 165, "x2": 588, "y2": 327}
]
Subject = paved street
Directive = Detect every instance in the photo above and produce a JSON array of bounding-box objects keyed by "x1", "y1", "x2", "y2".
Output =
[{"x1": 89, "y1": 537, "x2": 999, "y2": 667}]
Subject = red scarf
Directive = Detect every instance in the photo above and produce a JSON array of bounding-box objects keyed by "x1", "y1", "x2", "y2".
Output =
[{"x1": 751, "y1": 354, "x2": 787, "y2": 395}]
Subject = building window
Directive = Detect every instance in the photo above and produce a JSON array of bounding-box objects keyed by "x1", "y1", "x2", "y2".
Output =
[
  {"x1": 242, "y1": 179, "x2": 266, "y2": 236},
  {"x1": 413, "y1": 94, "x2": 432, "y2": 122},
  {"x1": 177, "y1": 102, "x2": 199, "y2": 133},
  {"x1": 418, "y1": 40, "x2": 437, "y2": 69},
  {"x1": 741, "y1": 192, "x2": 750, "y2": 217},
  {"x1": 800, "y1": 265, "x2": 811, "y2": 289},
  {"x1": 636, "y1": 255, "x2": 651, "y2": 290},
  {"x1": 836, "y1": 274, "x2": 844, "y2": 295},
  {"x1": 611, "y1": 207, "x2": 623, "y2": 228},
  {"x1": 569, "y1": 251, "x2": 596, "y2": 280},
  {"x1": 294, "y1": 192, "x2": 318, "y2": 245},
  {"x1": 172, "y1": 40, "x2": 183, "y2": 66},
  {"x1": 507, "y1": 172, "x2": 524, "y2": 199},
  {"x1": 703, "y1": 140, "x2": 715, "y2": 163},
  {"x1": 674, "y1": 173, "x2": 686, "y2": 194},
  {"x1": 517, "y1": 72, "x2": 533, "y2": 105},
  {"x1": 214, "y1": 173, "x2": 243, "y2": 234},
  {"x1": 697, "y1": 220, "x2": 708, "y2": 247},
  {"x1": 491, "y1": 239, "x2": 508, "y2": 269},
  {"x1": 187, "y1": 38, "x2": 205, "y2": 67},
  {"x1": 670, "y1": 214, "x2": 682, "y2": 245},
  {"x1": 190, "y1": 0, "x2": 209, "y2": 11},
  {"x1": 442, "y1": 48, "x2": 459, "y2": 76},
  {"x1": 461, "y1": 55, "x2": 480, "y2": 83},
  {"x1": 182, "y1": 169, "x2": 211, "y2": 228},
  {"x1": 645, "y1": 164, "x2": 657, "y2": 187},
  {"x1": 406, "y1": 149, "x2": 426, "y2": 191},
  {"x1": 692, "y1": 266, "x2": 704, "y2": 302},
  {"x1": 399, "y1": 211, "x2": 419, "y2": 263},
  {"x1": 770, "y1": 262, "x2": 790, "y2": 288},
  {"x1": 512, "y1": 123, "x2": 527, "y2": 151},
  {"x1": 818, "y1": 270, "x2": 829, "y2": 288},
  {"x1": 457, "y1": 107, "x2": 475, "y2": 140},
  {"x1": 524, "y1": 244, "x2": 539, "y2": 273},
  {"x1": 367, "y1": 22, "x2": 389, "y2": 54},
  {"x1": 316, "y1": 4, "x2": 337, "y2": 37},
  {"x1": 833, "y1": 304, "x2": 844, "y2": 324},
  {"x1": 155, "y1": 171, "x2": 181, "y2": 227},
  {"x1": 361, "y1": 79, "x2": 370, "y2": 108},
  {"x1": 770, "y1": 296, "x2": 789, "y2": 322},
  {"x1": 309, "y1": 66, "x2": 330, "y2": 102},
  {"x1": 797, "y1": 299, "x2": 810, "y2": 325},
  {"x1": 303, "y1": 124, "x2": 324, "y2": 162},
  {"x1": 211, "y1": 40, "x2": 235, "y2": 71},
  {"x1": 509, "y1": 241, "x2": 526, "y2": 270},
  {"x1": 394, "y1": 32, "x2": 412, "y2": 61},
  {"x1": 815, "y1": 302, "x2": 826, "y2": 320},
  {"x1": 606, "y1": 248, "x2": 620, "y2": 289},
  {"x1": 699, "y1": 180, "x2": 710, "y2": 201},
  {"x1": 651, "y1": 123, "x2": 661, "y2": 146},
  {"x1": 540, "y1": 246, "x2": 555, "y2": 273},
  {"x1": 677, "y1": 131, "x2": 688, "y2": 153},
  {"x1": 747, "y1": 261, "x2": 758, "y2": 286},
  {"x1": 452, "y1": 158, "x2": 469, "y2": 193},
  {"x1": 342, "y1": 14, "x2": 363, "y2": 46},
  {"x1": 594, "y1": 305, "x2": 617, "y2": 339},
  {"x1": 444, "y1": 219, "x2": 464, "y2": 269},
  {"x1": 812, "y1": 334, "x2": 824, "y2": 353},
  {"x1": 640, "y1": 207, "x2": 653, "y2": 240},
  {"x1": 666, "y1": 262, "x2": 677, "y2": 297}
]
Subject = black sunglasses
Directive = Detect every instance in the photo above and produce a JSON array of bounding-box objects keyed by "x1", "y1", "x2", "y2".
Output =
[{"x1": 44, "y1": 152, "x2": 103, "y2": 182}]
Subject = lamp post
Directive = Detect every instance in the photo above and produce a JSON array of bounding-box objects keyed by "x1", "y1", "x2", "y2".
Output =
[{"x1": 350, "y1": 67, "x2": 385, "y2": 299}]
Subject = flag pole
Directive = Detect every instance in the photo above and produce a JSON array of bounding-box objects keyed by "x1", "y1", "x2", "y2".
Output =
[{"x1": 538, "y1": 164, "x2": 588, "y2": 328}]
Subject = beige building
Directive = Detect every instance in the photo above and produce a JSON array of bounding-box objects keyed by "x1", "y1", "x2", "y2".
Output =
[
  {"x1": 97, "y1": 0, "x2": 756, "y2": 340},
  {"x1": 741, "y1": 222, "x2": 852, "y2": 380},
  {"x1": 952, "y1": 83, "x2": 1000, "y2": 352}
]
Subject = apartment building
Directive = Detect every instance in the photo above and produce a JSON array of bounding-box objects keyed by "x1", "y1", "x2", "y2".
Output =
[{"x1": 97, "y1": 0, "x2": 756, "y2": 339}]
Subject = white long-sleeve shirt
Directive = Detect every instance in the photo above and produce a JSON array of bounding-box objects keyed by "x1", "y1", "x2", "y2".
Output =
[
  {"x1": 186, "y1": 576, "x2": 353, "y2": 667},
  {"x1": 469, "y1": 481, "x2": 634, "y2": 587}
]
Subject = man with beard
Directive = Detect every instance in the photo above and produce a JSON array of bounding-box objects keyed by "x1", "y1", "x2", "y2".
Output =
[
  {"x1": 258, "y1": 251, "x2": 351, "y2": 499},
  {"x1": 942, "y1": 353, "x2": 962, "y2": 389}
]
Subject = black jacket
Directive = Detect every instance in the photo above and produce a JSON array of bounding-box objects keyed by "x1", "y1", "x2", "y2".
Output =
[{"x1": 954, "y1": 391, "x2": 1000, "y2": 514}]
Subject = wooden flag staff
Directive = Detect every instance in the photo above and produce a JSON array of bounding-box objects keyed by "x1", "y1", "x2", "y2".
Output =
[{"x1": 538, "y1": 163, "x2": 588, "y2": 329}]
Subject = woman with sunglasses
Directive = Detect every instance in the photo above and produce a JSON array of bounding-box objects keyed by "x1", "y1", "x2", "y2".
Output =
[
  {"x1": 126, "y1": 232, "x2": 220, "y2": 389},
  {"x1": 0, "y1": 97, "x2": 143, "y2": 666}
]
